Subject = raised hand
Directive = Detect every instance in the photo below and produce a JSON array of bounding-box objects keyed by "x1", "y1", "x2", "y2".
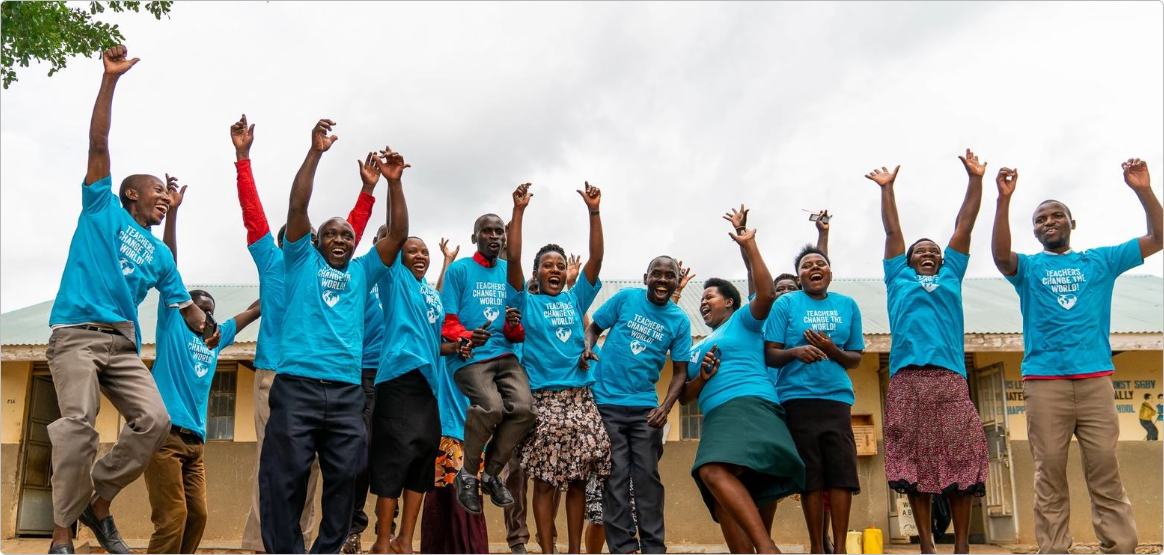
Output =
[
  {"x1": 373, "y1": 145, "x2": 409, "y2": 181},
  {"x1": 677, "y1": 261, "x2": 696, "y2": 290},
  {"x1": 230, "y1": 114, "x2": 255, "y2": 153},
  {"x1": 165, "y1": 173, "x2": 187, "y2": 210},
  {"x1": 729, "y1": 227, "x2": 757, "y2": 246},
  {"x1": 439, "y1": 238, "x2": 460, "y2": 264},
  {"x1": 566, "y1": 254, "x2": 582, "y2": 287},
  {"x1": 723, "y1": 204, "x2": 749, "y2": 231},
  {"x1": 699, "y1": 345, "x2": 721, "y2": 381},
  {"x1": 102, "y1": 44, "x2": 139, "y2": 76},
  {"x1": 512, "y1": 183, "x2": 533, "y2": 209},
  {"x1": 865, "y1": 165, "x2": 900, "y2": 187},
  {"x1": 1123, "y1": 158, "x2": 1151, "y2": 190},
  {"x1": 578, "y1": 181, "x2": 602, "y2": 211},
  {"x1": 814, "y1": 209, "x2": 831, "y2": 232},
  {"x1": 311, "y1": 119, "x2": 339, "y2": 152},
  {"x1": 996, "y1": 167, "x2": 1018, "y2": 198},
  {"x1": 959, "y1": 148, "x2": 987, "y2": 177},
  {"x1": 358, "y1": 152, "x2": 381, "y2": 188}
]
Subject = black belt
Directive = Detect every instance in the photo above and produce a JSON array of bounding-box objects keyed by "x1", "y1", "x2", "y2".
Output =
[
  {"x1": 66, "y1": 324, "x2": 119, "y2": 335},
  {"x1": 172, "y1": 426, "x2": 203, "y2": 442}
]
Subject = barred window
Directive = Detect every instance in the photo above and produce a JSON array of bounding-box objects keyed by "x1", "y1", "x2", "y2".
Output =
[
  {"x1": 205, "y1": 366, "x2": 236, "y2": 441},
  {"x1": 681, "y1": 401, "x2": 703, "y2": 440}
]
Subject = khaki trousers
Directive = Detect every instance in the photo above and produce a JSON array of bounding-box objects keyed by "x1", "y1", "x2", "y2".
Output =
[
  {"x1": 45, "y1": 326, "x2": 171, "y2": 527},
  {"x1": 241, "y1": 368, "x2": 321, "y2": 551},
  {"x1": 1024, "y1": 377, "x2": 1138, "y2": 554},
  {"x1": 144, "y1": 429, "x2": 207, "y2": 554}
]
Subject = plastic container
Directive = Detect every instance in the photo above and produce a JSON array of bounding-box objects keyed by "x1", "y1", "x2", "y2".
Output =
[
  {"x1": 863, "y1": 526, "x2": 883, "y2": 554},
  {"x1": 845, "y1": 530, "x2": 864, "y2": 554}
]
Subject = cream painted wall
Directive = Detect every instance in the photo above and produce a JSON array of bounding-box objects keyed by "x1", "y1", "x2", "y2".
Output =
[
  {"x1": 975, "y1": 350, "x2": 1164, "y2": 442},
  {"x1": 233, "y1": 363, "x2": 257, "y2": 443},
  {"x1": 0, "y1": 362, "x2": 30, "y2": 444}
]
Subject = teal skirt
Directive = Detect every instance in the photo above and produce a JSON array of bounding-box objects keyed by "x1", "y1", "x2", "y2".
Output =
[{"x1": 692, "y1": 396, "x2": 806, "y2": 520}]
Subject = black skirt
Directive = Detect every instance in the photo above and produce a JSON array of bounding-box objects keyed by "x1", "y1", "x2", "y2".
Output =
[{"x1": 370, "y1": 369, "x2": 442, "y2": 498}]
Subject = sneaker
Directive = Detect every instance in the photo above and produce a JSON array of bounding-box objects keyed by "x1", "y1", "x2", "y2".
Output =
[
  {"x1": 454, "y1": 468, "x2": 483, "y2": 514},
  {"x1": 341, "y1": 532, "x2": 362, "y2": 554},
  {"x1": 510, "y1": 544, "x2": 528, "y2": 554},
  {"x1": 480, "y1": 471, "x2": 515, "y2": 506}
]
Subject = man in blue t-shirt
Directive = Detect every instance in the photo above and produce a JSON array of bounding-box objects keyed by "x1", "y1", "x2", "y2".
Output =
[
  {"x1": 583, "y1": 256, "x2": 692, "y2": 554},
  {"x1": 257, "y1": 120, "x2": 407, "y2": 554},
  {"x1": 45, "y1": 45, "x2": 210, "y2": 555},
  {"x1": 992, "y1": 160, "x2": 1162, "y2": 554}
]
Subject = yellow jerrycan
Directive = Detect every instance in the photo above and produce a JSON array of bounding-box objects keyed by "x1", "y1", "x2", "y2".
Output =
[
  {"x1": 845, "y1": 530, "x2": 864, "y2": 554},
  {"x1": 863, "y1": 526, "x2": 884, "y2": 554}
]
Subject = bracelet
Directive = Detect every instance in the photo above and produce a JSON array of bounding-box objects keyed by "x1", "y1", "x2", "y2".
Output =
[{"x1": 590, "y1": 210, "x2": 600, "y2": 216}]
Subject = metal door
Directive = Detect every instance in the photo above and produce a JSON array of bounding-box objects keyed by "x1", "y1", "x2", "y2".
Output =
[
  {"x1": 16, "y1": 372, "x2": 60, "y2": 536},
  {"x1": 975, "y1": 363, "x2": 1019, "y2": 543}
]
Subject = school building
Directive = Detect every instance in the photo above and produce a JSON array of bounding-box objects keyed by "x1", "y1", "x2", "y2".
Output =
[{"x1": 2, "y1": 275, "x2": 1161, "y2": 549}]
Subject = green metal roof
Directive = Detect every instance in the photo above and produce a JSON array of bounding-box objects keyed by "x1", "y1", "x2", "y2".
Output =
[{"x1": 2, "y1": 276, "x2": 1161, "y2": 347}]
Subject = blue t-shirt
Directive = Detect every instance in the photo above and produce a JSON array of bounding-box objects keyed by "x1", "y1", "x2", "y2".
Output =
[
  {"x1": 278, "y1": 235, "x2": 389, "y2": 384},
  {"x1": 151, "y1": 304, "x2": 238, "y2": 440},
  {"x1": 591, "y1": 288, "x2": 692, "y2": 407},
  {"x1": 50, "y1": 176, "x2": 191, "y2": 349},
  {"x1": 440, "y1": 257, "x2": 516, "y2": 374},
  {"x1": 884, "y1": 247, "x2": 969, "y2": 377},
  {"x1": 686, "y1": 305, "x2": 778, "y2": 414},
  {"x1": 435, "y1": 356, "x2": 470, "y2": 440},
  {"x1": 764, "y1": 291, "x2": 865, "y2": 405},
  {"x1": 247, "y1": 233, "x2": 285, "y2": 371},
  {"x1": 376, "y1": 258, "x2": 445, "y2": 386},
  {"x1": 1005, "y1": 239, "x2": 1143, "y2": 378},
  {"x1": 508, "y1": 274, "x2": 602, "y2": 390},
  {"x1": 362, "y1": 284, "x2": 385, "y2": 369}
]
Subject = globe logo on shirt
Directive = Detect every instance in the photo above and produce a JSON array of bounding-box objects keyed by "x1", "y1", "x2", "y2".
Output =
[
  {"x1": 119, "y1": 257, "x2": 135, "y2": 276},
  {"x1": 427, "y1": 308, "x2": 438, "y2": 324},
  {"x1": 193, "y1": 362, "x2": 209, "y2": 378},
  {"x1": 483, "y1": 307, "x2": 500, "y2": 322},
  {"x1": 629, "y1": 340, "x2": 647, "y2": 355},
  {"x1": 1057, "y1": 293, "x2": 1078, "y2": 310},
  {"x1": 322, "y1": 290, "x2": 340, "y2": 308},
  {"x1": 555, "y1": 327, "x2": 572, "y2": 342},
  {"x1": 916, "y1": 275, "x2": 939, "y2": 293},
  {"x1": 690, "y1": 349, "x2": 700, "y2": 363}
]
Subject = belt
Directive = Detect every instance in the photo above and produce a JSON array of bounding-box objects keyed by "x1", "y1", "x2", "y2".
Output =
[
  {"x1": 66, "y1": 324, "x2": 119, "y2": 335},
  {"x1": 172, "y1": 426, "x2": 204, "y2": 442}
]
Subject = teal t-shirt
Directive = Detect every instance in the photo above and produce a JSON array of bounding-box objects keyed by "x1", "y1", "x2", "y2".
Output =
[
  {"x1": 1005, "y1": 239, "x2": 1143, "y2": 378},
  {"x1": 49, "y1": 176, "x2": 191, "y2": 350},
  {"x1": 508, "y1": 274, "x2": 602, "y2": 390},
  {"x1": 591, "y1": 288, "x2": 692, "y2": 407},
  {"x1": 246, "y1": 233, "x2": 285, "y2": 371},
  {"x1": 435, "y1": 355, "x2": 470, "y2": 440},
  {"x1": 764, "y1": 291, "x2": 865, "y2": 405},
  {"x1": 362, "y1": 284, "x2": 385, "y2": 369},
  {"x1": 279, "y1": 235, "x2": 388, "y2": 384},
  {"x1": 376, "y1": 258, "x2": 445, "y2": 387},
  {"x1": 687, "y1": 305, "x2": 779, "y2": 413},
  {"x1": 884, "y1": 247, "x2": 969, "y2": 377},
  {"x1": 440, "y1": 257, "x2": 516, "y2": 373},
  {"x1": 152, "y1": 304, "x2": 238, "y2": 440}
]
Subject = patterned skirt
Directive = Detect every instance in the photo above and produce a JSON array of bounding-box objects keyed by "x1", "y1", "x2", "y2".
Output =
[
  {"x1": 585, "y1": 473, "x2": 637, "y2": 525},
  {"x1": 885, "y1": 368, "x2": 989, "y2": 496},
  {"x1": 519, "y1": 386, "x2": 612, "y2": 491},
  {"x1": 433, "y1": 436, "x2": 483, "y2": 488},
  {"x1": 422, "y1": 437, "x2": 490, "y2": 554}
]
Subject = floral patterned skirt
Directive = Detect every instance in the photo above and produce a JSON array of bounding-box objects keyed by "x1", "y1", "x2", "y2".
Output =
[
  {"x1": 519, "y1": 386, "x2": 611, "y2": 491},
  {"x1": 885, "y1": 368, "x2": 989, "y2": 496}
]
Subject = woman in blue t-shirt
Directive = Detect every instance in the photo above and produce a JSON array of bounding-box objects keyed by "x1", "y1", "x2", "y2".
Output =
[
  {"x1": 864, "y1": 152, "x2": 989, "y2": 555},
  {"x1": 506, "y1": 182, "x2": 609, "y2": 555},
  {"x1": 682, "y1": 216, "x2": 804, "y2": 554}
]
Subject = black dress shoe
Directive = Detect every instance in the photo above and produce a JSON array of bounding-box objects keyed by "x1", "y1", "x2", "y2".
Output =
[
  {"x1": 480, "y1": 472, "x2": 515, "y2": 506},
  {"x1": 454, "y1": 468, "x2": 483, "y2": 514},
  {"x1": 47, "y1": 542, "x2": 75, "y2": 554},
  {"x1": 78, "y1": 505, "x2": 130, "y2": 554}
]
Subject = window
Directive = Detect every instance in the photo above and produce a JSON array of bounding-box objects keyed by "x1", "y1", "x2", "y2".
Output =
[
  {"x1": 205, "y1": 366, "x2": 237, "y2": 441},
  {"x1": 681, "y1": 401, "x2": 703, "y2": 440}
]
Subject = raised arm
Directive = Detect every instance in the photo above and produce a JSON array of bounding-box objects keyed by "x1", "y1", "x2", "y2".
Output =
[
  {"x1": 371, "y1": 147, "x2": 411, "y2": 265},
  {"x1": 86, "y1": 45, "x2": 139, "y2": 186},
  {"x1": 286, "y1": 119, "x2": 338, "y2": 244},
  {"x1": 814, "y1": 210, "x2": 831, "y2": 256},
  {"x1": 566, "y1": 254, "x2": 581, "y2": 290},
  {"x1": 233, "y1": 299, "x2": 262, "y2": 332},
  {"x1": 230, "y1": 114, "x2": 271, "y2": 245},
  {"x1": 865, "y1": 166, "x2": 904, "y2": 259},
  {"x1": 948, "y1": 149, "x2": 986, "y2": 254},
  {"x1": 506, "y1": 183, "x2": 533, "y2": 291},
  {"x1": 670, "y1": 261, "x2": 696, "y2": 303},
  {"x1": 348, "y1": 152, "x2": 381, "y2": 247},
  {"x1": 436, "y1": 238, "x2": 460, "y2": 293},
  {"x1": 733, "y1": 226, "x2": 776, "y2": 321},
  {"x1": 578, "y1": 181, "x2": 604, "y2": 283},
  {"x1": 161, "y1": 175, "x2": 187, "y2": 262},
  {"x1": 991, "y1": 167, "x2": 1019, "y2": 275},
  {"x1": 1123, "y1": 158, "x2": 1163, "y2": 259},
  {"x1": 722, "y1": 204, "x2": 753, "y2": 297}
]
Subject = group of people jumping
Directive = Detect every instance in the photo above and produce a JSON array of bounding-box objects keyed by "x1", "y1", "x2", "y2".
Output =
[{"x1": 42, "y1": 45, "x2": 1161, "y2": 555}]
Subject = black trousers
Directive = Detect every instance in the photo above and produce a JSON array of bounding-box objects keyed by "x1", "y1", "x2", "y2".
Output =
[
  {"x1": 350, "y1": 368, "x2": 377, "y2": 535},
  {"x1": 260, "y1": 374, "x2": 366, "y2": 554},
  {"x1": 598, "y1": 404, "x2": 666, "y2": 554}
]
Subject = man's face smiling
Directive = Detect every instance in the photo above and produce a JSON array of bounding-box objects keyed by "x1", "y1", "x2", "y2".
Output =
[
  {"x1": 643, "y1": 257, "x2": 679, "y2": 305},
  {"x1": 317, "y1": 217, "x2": 355, "y2": 269},
  {"x1": 1032, "y1": 201, "x2": 1075, "y2": 252},
  {"x1": 474, "y1": 215, "x2": 505, "y2": 259},
  {"x1": 127, "y1": 176, "x2": 171, "y2": 227}
]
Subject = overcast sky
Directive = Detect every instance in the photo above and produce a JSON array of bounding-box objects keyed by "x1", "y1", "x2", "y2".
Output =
[{"x1": 2, "y1": 1, "x2": 1162, "y2": 313}]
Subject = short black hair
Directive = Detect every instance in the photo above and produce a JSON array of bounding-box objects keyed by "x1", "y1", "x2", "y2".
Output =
[
  {"x1": 703, "y1": 278, "x2": 741, "y2": 311},
  {"x1": 474, "y1": 213, "x2": 503, "y2": 234},
  {"x1": 189, "y1": 289, "x2": 215, "y2": 308},
  {"x1": 1036, "y1": 199, "x2": 1073, "y2": 220},
  {"x1": 774, "y1": 273, "x2": 799, "y2": 287},
  {"x1": 533, "y1": 243, "x2": 566, "y2": 271},
  {"x1": 118, "y1": 174, "x2": 157, "y2": 208},
  {"x1": 794, "y1": 244, "x2": 830, "y2": 272},
  {"x1": 646, "y1": 255, "x2": 680, "y2": 274},
  {"x1": 906, "y1": 238, "x2": 939, "y2": 263}
]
